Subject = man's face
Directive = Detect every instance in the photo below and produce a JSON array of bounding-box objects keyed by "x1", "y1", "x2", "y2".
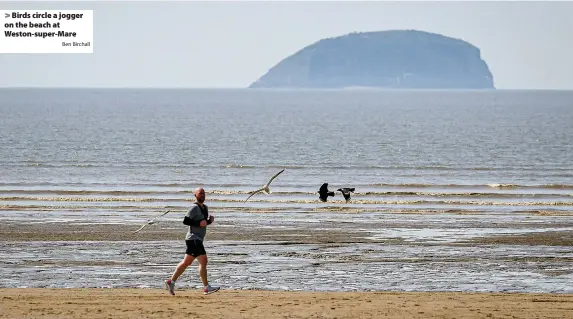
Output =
[{"x1": 194, "y1": 188, "x2": 206, "y2": 203}]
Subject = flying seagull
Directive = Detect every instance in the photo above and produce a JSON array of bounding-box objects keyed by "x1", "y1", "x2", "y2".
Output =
[
  {"x1": 244, "y1": 169, "x2": 285, "y2": 202},
  {"x1": 337, "y1": 187, "x2": 356, "y2": 203},
  {"x1": 318, "y1": 183, "x2": 335, "y2": 202},
  {"x1": 133, "y1": 210, "x2": 170, "y2": 234}
]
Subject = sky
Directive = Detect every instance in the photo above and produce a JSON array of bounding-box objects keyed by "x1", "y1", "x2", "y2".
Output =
[{"x1": 0, "y1": 1, "x2": 572, "y2": 90}]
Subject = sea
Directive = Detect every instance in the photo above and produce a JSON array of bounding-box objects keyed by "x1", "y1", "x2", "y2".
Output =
[{"x1": 1, "y1": 88, "x2": 572, "y2": 293}]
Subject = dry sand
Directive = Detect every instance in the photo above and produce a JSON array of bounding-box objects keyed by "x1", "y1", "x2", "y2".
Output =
[{"x1": 1, "y1": 288, "x2": 573, "y2": 319}]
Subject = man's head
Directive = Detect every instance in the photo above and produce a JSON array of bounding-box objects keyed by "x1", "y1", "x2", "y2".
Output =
[{"x1": 194, "y1": 187, "x2": 206, "y2": 203}]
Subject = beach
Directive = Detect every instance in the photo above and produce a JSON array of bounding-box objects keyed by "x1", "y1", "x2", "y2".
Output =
[
  {"x1": 2, "y1": 288, "x2": 573, "y2": 319},
  {"x1": 2, "y1": 89, "x2": 573, "y2": 317},
  {"x1": 2, "y1": 208, "x2": 573, "y2": 294},
  {"x1": 1, "y1": 224, "x2": 572, "y2": 319},
  {"x1": 2, "y1": 200, "x2": 572, "y2": 319}
]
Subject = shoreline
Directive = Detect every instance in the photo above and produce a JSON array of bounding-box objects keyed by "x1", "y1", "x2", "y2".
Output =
[
  {"x1": 1, "y1": 288, "x2": 573, "y2": 318},
  {"x1": 1, "y1": 220, "x2": 573, "y2": 245}
]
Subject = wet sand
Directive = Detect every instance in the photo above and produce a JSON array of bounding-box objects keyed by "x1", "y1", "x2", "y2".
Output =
[
  {"x1": 2, "y1": 213, "x2": 573, "y2": 313},
  {"x1": 1, "y1": 288, "x2": 573, "y2": 319},
  {"x1": 2, "y1": 220, "x2": 573, "y2": 246}
]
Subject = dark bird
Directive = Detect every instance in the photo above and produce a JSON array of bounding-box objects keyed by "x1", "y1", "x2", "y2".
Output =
[
  {"x1": 245, "y1": 169, "x2": 285, "y2": 202},
  {"x1": 318, "y1": 183, "x2": 335, "y2": 202},
  {"x1": 337, "y1": 188, "x2": 355, "y2": 203}
]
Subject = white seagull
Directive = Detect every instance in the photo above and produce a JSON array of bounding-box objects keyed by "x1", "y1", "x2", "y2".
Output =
[
  {"x1": 244, "y1": 169, "x2": 285, "y2": 202},
  {"x1": 133, "y1": 210, "x2": 171, "y2": 234}
]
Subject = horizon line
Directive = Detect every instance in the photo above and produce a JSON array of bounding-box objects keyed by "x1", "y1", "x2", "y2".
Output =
[{"x1": 1, "y1": 86, "x2": 573, "y2": 92}]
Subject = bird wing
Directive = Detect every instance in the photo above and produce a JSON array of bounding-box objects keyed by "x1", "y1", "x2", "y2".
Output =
[
  {"x1": 265, "y1": 169, "x2": 285, "y2": 187},
  {"x1": 148, "y1": 210, "x2": 170, "y2": 223},
  {"x1": 133, "y1": 210, "x2": 170, "y2": 234},
  {"x1": 245, "y1": 188, "x2": 264, "y2": 202},
  {"x1": 133, "y1": 224, "x2": 147, "y2": 234},
  {"x1": 319, "y1": 183, "x2": 329, "y2": 193},
  {"x1": 157, "y1": 210, "x2": 170, "y2": 217}
]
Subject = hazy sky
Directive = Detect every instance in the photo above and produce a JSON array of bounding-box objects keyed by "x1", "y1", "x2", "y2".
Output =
[{"x1": 1, "y1": 1, "x2": 572, "y2": 89}]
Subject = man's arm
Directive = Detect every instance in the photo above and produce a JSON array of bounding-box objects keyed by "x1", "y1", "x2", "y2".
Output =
[
  {"x1": 206, "y1": 207, "x2": 213, "y2": 225},
  {"x1": 182, "y1": 206, "x2": 204, "y2": 227}
]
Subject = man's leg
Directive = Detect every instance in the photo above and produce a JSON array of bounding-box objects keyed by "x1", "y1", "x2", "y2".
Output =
[
  {"x1": 165, "y1": 254, "x2": 195, "y2": 295},
  {"x1": 196, "y1": 254, "x2": 209, "y2": 286},
  {"x1": 172, "y1": 254, "x2": 195, "y2": 282},
  {"x1": 197, "y1": 254, "x2": 220, "y2": 294}
]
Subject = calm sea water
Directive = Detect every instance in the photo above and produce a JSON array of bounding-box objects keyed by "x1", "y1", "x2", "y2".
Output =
[
  {"x1": 1, "y1": 88, "x2": 573, "y2": 292},
  {"x1": 1, "y1": 88, "x2": 572, "y2": 213}
]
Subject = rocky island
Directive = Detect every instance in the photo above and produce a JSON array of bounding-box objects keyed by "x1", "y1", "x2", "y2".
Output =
[{"x1": 249, "y1": 30, "x2": 495, "y2": 89}]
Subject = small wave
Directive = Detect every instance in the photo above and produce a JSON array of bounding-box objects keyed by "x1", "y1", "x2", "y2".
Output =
[
  {"x1": 222, "y1": 164, "x2": 307, "y2": 169},
  {"x1": 28, "y1": 196, "x2": 561, "y2": 207},
  {"x1": 0, "y1": 190, "x2": 194, "y2": 196},
  {"x1": 2, "y1": 203, "x2": 571, "y2": 216},
  {"x1": 537, "y1": 184, "x2": 573, "y2": 189},
  {"x1": 223, "y1": 164, "x2": 258, "y2": 169},
  {"x1": 369, "y1": 183, "x2": 435, "y2": 188},
  {"x1": 360, "y1": 191, "x2": 570, "y2": 198},
  {"x1": 487, "y1": 184, "x2": 519, "y2": 189},
  {"x1": 1, "y1": 189, "x2": 571, "y2": 201},
  {"x1": 210, "y1": 198, "x2": 573, "y2": 206},
  {"x1": 0, "y1": 204, "x2": 173, "y2": 210},
  {"x1": 0, "y1": 196, "x2": 172, "y2": 202},
  {"x1": 368, "y1": 183, "x2": 573, "y2": 190},
  {"x1": 3, "y1": 181, "x2": 573, "y2": 190}
]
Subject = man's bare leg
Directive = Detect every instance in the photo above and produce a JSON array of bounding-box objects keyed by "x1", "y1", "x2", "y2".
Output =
[
  {"x1": 196, "y1": 254, "x2": 219, "y2": 294},
  {"x1": 165, "y1": 254, "x2": 195, "y2": 295},
  {"x1": 172, "y1": 254, "x2": 195, "y2": 282},
  {"x1": 196, "y1": 254, "x2": 209, "y2": 286}
]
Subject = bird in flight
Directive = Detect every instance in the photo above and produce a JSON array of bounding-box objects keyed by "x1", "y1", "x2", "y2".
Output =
[
  {"x1": 244, "y1": 169, "x2": 285, "y2": 202},
  {"x1": 318, "y1": 183, "x2": 335, "y2": 202},
  {"x1": 337, "y1": 187, "x2": 356, "y2": 203},
  {"x1": 133, "y1": 210, "x2": 170, "y2": 234}
]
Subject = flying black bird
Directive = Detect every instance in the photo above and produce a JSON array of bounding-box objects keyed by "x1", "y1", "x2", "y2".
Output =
[
  {"x1": 133, "y1": 210, "x2": 171, "y2": 234},
  {"x1": 245, "y1": 169, "x2": 285, "y2": 202},
  {"x1": 337, "y1": 188, "x2": 355, "y2": 203},
  {"x1": 318, "y1": 183, "x2": 335, "y2": 202}
]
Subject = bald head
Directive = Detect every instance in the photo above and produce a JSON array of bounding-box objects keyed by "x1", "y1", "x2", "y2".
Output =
[{"x1": 194, "y1": 187, "x2": 206, "y2": 203}]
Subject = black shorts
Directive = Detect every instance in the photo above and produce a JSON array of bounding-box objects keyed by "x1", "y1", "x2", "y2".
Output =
[{"x1": 185, "y1": 239, "x2": 207, "y2": 257}]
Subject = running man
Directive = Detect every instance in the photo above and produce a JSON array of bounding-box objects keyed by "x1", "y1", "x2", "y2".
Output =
[{"x1": 165, "y1": 187, "x2": 220, "y2": 295}]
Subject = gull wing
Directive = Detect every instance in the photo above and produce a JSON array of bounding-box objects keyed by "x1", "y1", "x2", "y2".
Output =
[
  {"x1": 133, "y1": 210, "x2": 170, "y2": 233},
  {"x1": 264, "y1": 169, "x2": 285, "y2": 187},
  {"x1": 156, "y1": 210, "x2": 170, "y2": 218},
  {"x1": 245, "y1": 188, "x2": 264, "y2": 202},
  {"x1": 133, "y1": 223, "x2": 147, "y2": 234}
]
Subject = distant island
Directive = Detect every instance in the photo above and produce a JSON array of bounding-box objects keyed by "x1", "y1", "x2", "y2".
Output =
[{"x1": 249, "y1": 30, "x2": 495, "y2": 89}]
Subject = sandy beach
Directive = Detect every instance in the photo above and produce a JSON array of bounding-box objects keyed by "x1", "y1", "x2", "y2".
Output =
[{"x1": 1, "y1": 288, "x2": 573, "y2": 318}]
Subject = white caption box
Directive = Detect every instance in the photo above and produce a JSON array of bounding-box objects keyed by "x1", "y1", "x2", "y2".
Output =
[{"x1": 0, "y1": 10, "x2": 93, "y2": 53}]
